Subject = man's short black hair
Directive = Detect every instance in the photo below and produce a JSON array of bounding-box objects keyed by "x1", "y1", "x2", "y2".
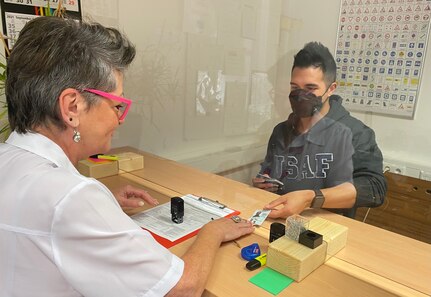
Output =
[{"x1": 292, "y1": 42, "x2": 336, "y2": 87}]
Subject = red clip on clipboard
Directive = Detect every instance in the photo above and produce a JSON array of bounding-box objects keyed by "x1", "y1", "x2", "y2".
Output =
[{"x1": 131, "y1": 194, "x2": 240, "y2": 248}]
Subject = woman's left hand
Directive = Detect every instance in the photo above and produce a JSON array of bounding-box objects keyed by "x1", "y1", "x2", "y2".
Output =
[{"x1": 114, "y1": 185, "x2": 159, "y2": 208}]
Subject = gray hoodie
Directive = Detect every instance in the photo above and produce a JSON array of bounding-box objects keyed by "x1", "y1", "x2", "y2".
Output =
[{"x1": 260, "y1": 95, "x2": 387, "y2": 217}]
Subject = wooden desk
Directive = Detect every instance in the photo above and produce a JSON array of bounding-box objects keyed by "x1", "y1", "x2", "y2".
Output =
[{"x1": 102, "y1": 147, "x2": 431, "y2": 297}]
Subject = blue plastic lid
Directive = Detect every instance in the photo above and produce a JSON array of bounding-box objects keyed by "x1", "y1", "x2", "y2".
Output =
[{"x1": 240, "y1": 243, "x2": 261, "y2": 261}]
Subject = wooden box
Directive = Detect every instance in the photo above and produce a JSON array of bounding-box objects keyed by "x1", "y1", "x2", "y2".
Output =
[
  {"x1": 267, "y1": 236, "x2": 327, "y2": 282},
  {"x1": 267, "y1": 217, "x2": 348, "y2": 281},
  {"x1": 117, "y1": 152, "x2": 144, "y2": 172},
  {"x1": 76, "y1": 159, "x2": 118, "y2": 179},
  {"x1": 308, "y1": 217, "x2": 348, "y2": 260}
]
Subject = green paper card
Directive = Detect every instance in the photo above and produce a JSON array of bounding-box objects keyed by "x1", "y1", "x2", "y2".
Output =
[{"x1": 249, "y1": 268, "x2": 294, "y2": 295}]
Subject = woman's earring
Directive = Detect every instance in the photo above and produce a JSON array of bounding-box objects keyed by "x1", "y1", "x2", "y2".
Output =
[{"x1": 73, "y1": 129, "x2": 81, "y2": 143}]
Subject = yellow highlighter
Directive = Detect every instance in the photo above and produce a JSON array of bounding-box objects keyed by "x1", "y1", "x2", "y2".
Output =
[
  {"x1": 246, "y1": 253, "x2": 267, "y2": 271},
  {"x1": 91, "y1": 154, "x2": 119, "y2": 161}
]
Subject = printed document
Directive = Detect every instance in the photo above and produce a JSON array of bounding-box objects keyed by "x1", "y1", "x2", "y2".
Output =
[{"x1": 131, "y1": 194, "x2": 236, "y2": 241}]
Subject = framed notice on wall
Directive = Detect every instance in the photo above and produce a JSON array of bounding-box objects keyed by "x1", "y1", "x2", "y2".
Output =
[
  {"x1": 1, "y1": 0, "x2": 82, "y2": 52},
  {"x1": 335, "y1": 0, "x2": 431, "y2": 118}
]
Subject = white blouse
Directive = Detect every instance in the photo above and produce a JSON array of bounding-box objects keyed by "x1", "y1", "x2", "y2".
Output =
[{"x1": 0, "y1": 132, "x2": 184, "y2": 297}]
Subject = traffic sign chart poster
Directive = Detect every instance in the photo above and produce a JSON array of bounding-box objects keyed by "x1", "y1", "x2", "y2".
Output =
[{"x1": 335, "y1": 0, "x2": 431, "y2": 118}]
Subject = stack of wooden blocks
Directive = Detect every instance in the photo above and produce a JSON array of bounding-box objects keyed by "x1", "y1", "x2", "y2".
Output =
[
  {"x1": 267, "y1": 217, "x2": 348, "y2": 282},
  {"x1": 76, "y1": 152, "x2": 144, "y2": 178}
]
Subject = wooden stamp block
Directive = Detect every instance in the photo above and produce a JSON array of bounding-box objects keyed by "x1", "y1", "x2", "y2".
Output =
[
  {"x1": 117, "y1": 152, "x2": 144, "y2": 172},
  {"x1": 76, "y1": 159, "x2": 118, "y2": 179},
  {"x1": 308, "y1": 217, "x2": 348, "y2": 260},
  {"x1": 266, "y1": 217, "x2": 348, "y2": 282},
  {"x1": 267, "y1": 236, "x2": 327, "y2": 282}
]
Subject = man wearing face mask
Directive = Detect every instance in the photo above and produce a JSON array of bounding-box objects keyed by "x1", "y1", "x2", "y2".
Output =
[{"x1": 252, "y1": 42, "x2": 386, "y2": 218}]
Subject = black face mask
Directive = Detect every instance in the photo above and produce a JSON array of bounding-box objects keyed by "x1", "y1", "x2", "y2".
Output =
[{"x1": 289, "y1": 89, "x2": 323, "y2": 118}]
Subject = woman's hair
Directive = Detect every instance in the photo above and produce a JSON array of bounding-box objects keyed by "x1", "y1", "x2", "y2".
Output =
[
  {"x1": 6, "y1": 17, "x2": 136, "y2": 133},
  {"x1": 292, "y1": 42, "x2": 336, "y2": 87}
]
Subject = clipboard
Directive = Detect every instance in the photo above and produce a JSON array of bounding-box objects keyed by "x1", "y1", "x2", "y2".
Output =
[{"x1": 131, "y1": 194, "x2": 240, "y2": 248}]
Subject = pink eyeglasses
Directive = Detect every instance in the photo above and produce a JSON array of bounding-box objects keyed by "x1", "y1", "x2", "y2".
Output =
[{"x1": 84, "y1": 88, "x2": 132, "y2": 121}]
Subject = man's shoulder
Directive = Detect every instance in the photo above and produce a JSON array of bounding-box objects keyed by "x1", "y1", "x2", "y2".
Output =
[
  {"x1": 315, "y1": 118, "x2": 353, "y2": 148},
  {"x1": 328, "y1": 96, "x2": 374, "y2": 135},
  {"x1": 338, "y1": 114, "x2": 376, "y2": 141},
  {"x1": 271, "y1": 119, "x2": 289, "y2": 134}
]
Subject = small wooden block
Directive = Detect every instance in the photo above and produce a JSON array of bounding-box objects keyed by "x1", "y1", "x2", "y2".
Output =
[
  {"x1": 267, "y1": 236, "x2": 327, "y2": 282},
  {"x1": 117, "y1": 152, "x2": 144, "y2": 172},
  {"x1": 266, "y1": 217, "x2": 348, "y2": 282},
  {"x1": 308, "y1": 217, "x2": 348, "y2": 260},
  {"x1": 76, "y1": 159, "x2": 118, "y2": 179}
]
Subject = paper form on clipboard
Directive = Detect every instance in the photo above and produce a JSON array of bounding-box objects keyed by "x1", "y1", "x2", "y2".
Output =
[{"x1": 131, "y1": 194, "x2": 240, "y2": 248}]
